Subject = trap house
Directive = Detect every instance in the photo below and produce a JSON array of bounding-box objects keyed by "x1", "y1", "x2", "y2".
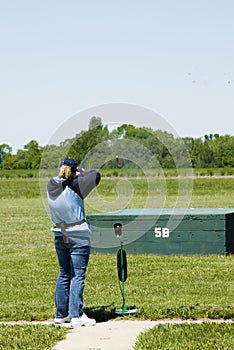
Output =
[{"x1": 87, "y1": 208, "x2": 234, "y2": 255}]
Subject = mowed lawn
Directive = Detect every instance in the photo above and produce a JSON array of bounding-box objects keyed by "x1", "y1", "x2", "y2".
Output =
[{"x1": 0, "y1": 176, "x2": 233, "y2": 349}]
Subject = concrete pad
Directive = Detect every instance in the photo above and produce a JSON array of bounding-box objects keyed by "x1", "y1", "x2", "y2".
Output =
[{"x1": 51, "y1": 320, "x2": 158, "y2": 350}]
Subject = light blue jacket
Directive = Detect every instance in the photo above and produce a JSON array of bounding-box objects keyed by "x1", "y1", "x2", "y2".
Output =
[
  {"x1": 47, "y1": 171, "x2": 100, "y2": 245},
  {"x1": 48, "y1": 177, "x2": 85, "y2": 224}
]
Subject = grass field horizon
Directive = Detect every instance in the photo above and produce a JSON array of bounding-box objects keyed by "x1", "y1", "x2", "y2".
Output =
[
  {"x1": 0, "y1": 167, "x2": 234, "y2": 184},
  {"x1": 0, "y1": 174, "x2": 234, "y2": 208}
]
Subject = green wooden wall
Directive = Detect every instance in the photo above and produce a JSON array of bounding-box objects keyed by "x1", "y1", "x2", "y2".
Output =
[{"x1": 87, "y1": 208, "x2": 234, "y2": 255}]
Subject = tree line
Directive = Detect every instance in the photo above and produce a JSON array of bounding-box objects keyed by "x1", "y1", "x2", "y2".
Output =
[{"x1": 1, "y1": 117, "x2": 234, "y2": 170}]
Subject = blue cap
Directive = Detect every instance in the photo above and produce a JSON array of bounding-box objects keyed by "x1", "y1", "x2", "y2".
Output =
[{"x1": 60, "y1": 158, "x2": 78, "y2": 173}]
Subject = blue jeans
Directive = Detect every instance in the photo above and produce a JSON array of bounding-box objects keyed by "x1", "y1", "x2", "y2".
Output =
[{"x1": 54, "y1": 237, "x2": 90, "y2": 318}]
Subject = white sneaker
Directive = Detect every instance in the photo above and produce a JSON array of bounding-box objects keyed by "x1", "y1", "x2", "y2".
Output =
[
  {"x1": 71, "y1": 313, "x2": 96, "y2": 327},
  {"x1": 54, "y1": 316, "x2": 70, "y2": 324}
]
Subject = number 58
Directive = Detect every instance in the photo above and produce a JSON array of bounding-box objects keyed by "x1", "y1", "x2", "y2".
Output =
[{"x1": 155, "y1": 227, "x2": 170, "y2": 238}]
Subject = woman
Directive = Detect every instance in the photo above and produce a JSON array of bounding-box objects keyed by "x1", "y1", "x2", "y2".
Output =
[{"x1": 47, "y1": 157, "x2": 101, "y2": 326}]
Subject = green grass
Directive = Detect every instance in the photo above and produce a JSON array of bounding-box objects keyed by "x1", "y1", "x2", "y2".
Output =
[
  {"x1": 1, "y1": 176, "x2": 233, "y2": 208},
  {"x1": 0, "y1": 169, "x2": 38, "y2": 179},
  {"x1": 85, "y1": 254, "x2": 234, "y2": 321},
  {"x1": 0, "y1": 197, "x2": 233, "y2": 322},
  {"x1": 0, "y1": 324, "x2": 67, "y2": 350},
  {"x1": 133, "y1": 323, "x2": 234, "y2": 350},
  {"x1": 0, "y1": 176, "x2": 233, "y2": 349},
  {"x1": 0, "y1": 199, "x2": 56, "y2": 321},
  {"x1": 0, "y1": 167, "x2": 233, "y2": 179},
  {"x1": 0, "y1": 179, "x2": 40, "y2": 198}
]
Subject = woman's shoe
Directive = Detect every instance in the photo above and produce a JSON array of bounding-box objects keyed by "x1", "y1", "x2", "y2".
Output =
[
  {"x1": 54, "y1": 316, "x2": 71, "y2": 324},
  {"x1": 70, "y1": 313, "x2": 96, "y2": 326}
]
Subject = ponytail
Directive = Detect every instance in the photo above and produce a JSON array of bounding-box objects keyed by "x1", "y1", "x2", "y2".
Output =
[{"x1": 59, "y1": 165, "x2": 72, "y2": 179}]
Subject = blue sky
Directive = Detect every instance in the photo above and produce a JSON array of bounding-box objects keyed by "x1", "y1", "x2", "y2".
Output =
[{"x1": 1, "y1": 0, "x2": 233, "y2": 152}]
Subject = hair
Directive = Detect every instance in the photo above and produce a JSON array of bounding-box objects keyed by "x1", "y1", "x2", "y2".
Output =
[{"x1": 58, "y1": 165, "x2": 73, "y2": 179}]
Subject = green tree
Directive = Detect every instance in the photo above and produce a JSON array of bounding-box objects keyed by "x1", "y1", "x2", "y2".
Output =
[
  {"x1": 0, "y1": 144, "x2": 13, "y2": 168},
  {"x1": 211, "y1": 134, "x2": 234, "y2": 167},
  {"x1": 0, "y1": 143, "x2": 12, "y2": 155},
  {"x1": 40, "y1": 144, "x2": 66, "y2": 170},
  {"x1": 18, "y1": 140, "x2": 43, "y2": 169},
  {"x1": 88, "y1": 116, "x2": 103, "y2": 130},
  {"x1": 68, "y1": 118, "x2": 110, "y2": 167}
]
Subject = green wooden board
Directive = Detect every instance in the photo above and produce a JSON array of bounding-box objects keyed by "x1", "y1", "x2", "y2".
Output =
[{"x1": 87, "y1": 208, "x2": 234, "y2": 255}]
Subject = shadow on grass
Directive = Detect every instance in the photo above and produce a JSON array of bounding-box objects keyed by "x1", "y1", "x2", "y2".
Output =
[
  {"x1": 85, "y1": 303, "x2": 234, "y2": 323},
  {"x1": 84, "y1": 303, "x2": 138, "y2": 322},
  {"x1": 84, "y1": 303, "x2": 117, "y2": 322}
]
